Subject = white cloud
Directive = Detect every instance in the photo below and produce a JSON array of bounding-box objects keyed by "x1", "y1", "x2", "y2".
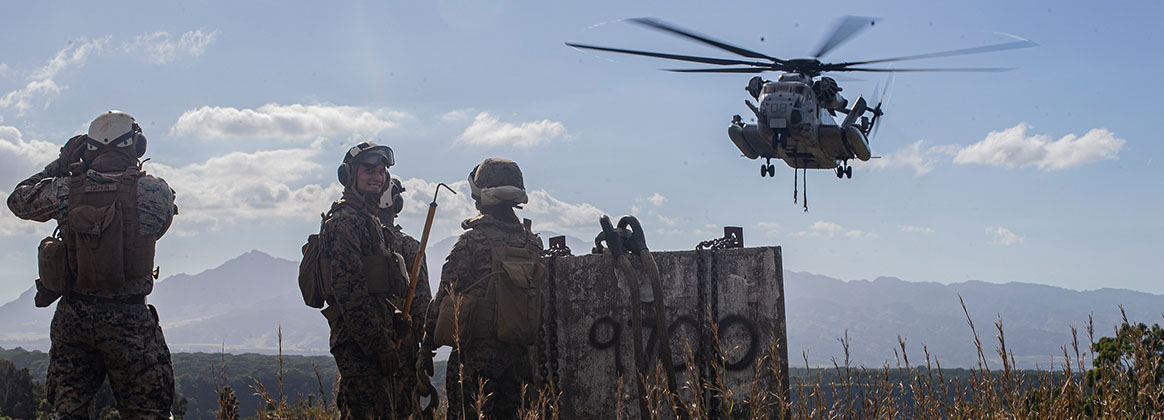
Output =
[
  {"x1": 0, "y1": 63, "x2": 9, "y2": 77},
  {"x1": 657, "y1": 214, "x2": 678, "y2": 226},
  {"x1": 954, "y1": 124, "x2": 1125, "y2": 170},
  {"x1": 0, "y1": 190, "x2": 51, "y2": 237},
  {"x1": 124, "y1": 29, "x2": 218, "y2": 64},
  {"x1": 647, "y1": 192, "x2": 667, "y2": 207},
  {"x1": 147, "y1": 147, "x2": 342, "y2": 234},
  {"x1": 756, "y1": 222, "x2": 781, "y2": 236},
  {"x1": 0, "y1": 37, "x2": 110, "y2": 113},
  {"x1": 900, "y1": 225, "x2": 935, "y2": 234},
  {"x1": 794, "y1": 220, "x2": 871, "y2": 238},
  {"x1": 810, "y1": 221, "x2": 842, "y2": 235},
  {"x1": 394, "y1": 177, "x2": 606, "y2": 241},
  {"x1": 441, "y1": 109, "x2": 475, "y2": 121},
  {"x1": 0, "y1": 125, "x2": 59, "y2": 187},
  {"x1": 170, "y1": 103, "x2": 409, "y2": 141},
  {"x1": 455, "y1": 112, "x2": 568, "y2": 147},
  {"x1": 859, "y1": 140, "x2": 958, "y2": 175},
  {"x1": 986, "y1": 226, "x2": 1024, "y2": 246}
]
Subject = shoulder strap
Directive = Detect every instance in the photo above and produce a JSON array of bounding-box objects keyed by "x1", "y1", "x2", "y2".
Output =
[{"x1": 66, "y1": 174, "x2": 85, "y2": 213}]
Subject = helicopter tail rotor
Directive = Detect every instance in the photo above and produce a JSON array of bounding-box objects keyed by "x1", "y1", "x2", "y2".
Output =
[{"x1": 867, "y1": 74, "x2": 894, "y2": 139}]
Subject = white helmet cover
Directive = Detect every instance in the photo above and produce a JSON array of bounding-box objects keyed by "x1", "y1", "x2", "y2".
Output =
[{"x1": 86, "y1": 111, "x2": 138, "y2": 151}]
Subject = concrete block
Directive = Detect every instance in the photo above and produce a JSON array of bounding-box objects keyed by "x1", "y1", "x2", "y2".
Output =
[{"x1": 538, "y1": 246, "x2": 788, "y2": 418}]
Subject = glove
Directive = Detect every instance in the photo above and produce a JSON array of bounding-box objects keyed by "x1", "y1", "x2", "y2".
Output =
[
  {"x1": 59, "y1": 135, "x2": 87, "y2": 165},
  {"x1": 44, "y1": 135, "x2": 87, "y2": 177},
  {"x1": 417, "y1": 344, "x2": 436, "y2": 377},
  {"x1": 417, "y1": 369, "x2": 434, "y2": 397}
]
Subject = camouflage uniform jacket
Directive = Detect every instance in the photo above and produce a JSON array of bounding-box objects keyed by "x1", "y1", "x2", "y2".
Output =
[
  {"x1": 322, "y1": 192, "x2": 401, "y2": 354},
  {"x1": 6, "y1": 168, "x2": 176, "y2": 299},
  {"x1": 425, "y1": 213, "x2": 543, "y2": 346},
  {"x1": 384, "y1": 224, "x2": 431, "y2": 339}
]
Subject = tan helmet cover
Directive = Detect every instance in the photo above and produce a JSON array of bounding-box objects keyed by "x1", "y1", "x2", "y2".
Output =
[{"x1": 469, "y1": 158, "x2": 528, "y2": 207}]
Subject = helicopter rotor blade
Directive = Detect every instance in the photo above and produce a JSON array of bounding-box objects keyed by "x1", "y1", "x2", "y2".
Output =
[
  {"x1": 565, "y1": 43, "x2": 768, "y2": 67},
  {"x1": 840, "y1": 67, "x2": 1015, "y2": 72},
  {"x1": 870, "y1": 74, "x2": 894, "y2": 140},
  {"x1": 832, "y1": 39, "x2": 1037, "y2": 67},
  {"x1": 663, "y1": 67, "x2": 771, "y2": 73},
  {"x1": 629, "y1": 17, "x2": 785, "y2": 63},
  {"x1": 813, "y1": 16, "x2": 879, "y2": 58}
]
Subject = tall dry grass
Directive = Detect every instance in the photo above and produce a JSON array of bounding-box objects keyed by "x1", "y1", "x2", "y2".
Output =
[{"x1": 223, "y1": 304, "x2": 1164, "y2": 419}]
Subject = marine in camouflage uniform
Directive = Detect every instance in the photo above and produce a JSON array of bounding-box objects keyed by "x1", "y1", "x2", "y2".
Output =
[
  {"x1": 6, "y1": 111, "x2": 176, "y2": 419},
  {"x1": 375, "y1": 178, "x2": 433, "y2": 416},
  {"x1": 322, "y1": 142, "x2": 413, "y2": 419},
  {"x1": 424, "y1": 158, "x2": 543, "y2": 420}
]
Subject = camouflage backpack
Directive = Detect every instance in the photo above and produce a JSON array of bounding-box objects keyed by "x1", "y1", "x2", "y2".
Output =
[{"x1": 435, "y1": 219, "x2": 545, "y2": 346}]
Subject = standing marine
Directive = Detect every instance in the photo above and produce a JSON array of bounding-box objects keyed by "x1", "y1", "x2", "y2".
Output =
[
  {"x1": 423, "y1": 158, "x2": 545, "y2": 420},
  {"x1": 375, "y1": 177, "x2": 434, "y2": 416},
  {"x1": 6, "y1": 111, "x2": 177, "y2": 419},
  {"x1": 319, "y1": 141, "x2": 414, "y2": 418}
]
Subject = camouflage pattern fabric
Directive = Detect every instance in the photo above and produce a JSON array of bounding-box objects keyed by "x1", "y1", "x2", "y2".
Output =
[
  {"x1": 331, "y1": 341, "x2": 407, "y2": 419},
  {"x1": 427, "y1": 213, "x2": 543, "y2": 420},
  {"x1": 47, "y1": 300, "x2": 174, "y2": 419},
  {"x1": 7, "y1": 168, "x2": 176, "y2": 299},
  {"x1": 7, "y1": 166, "x2": 176, "y2": 419},
  {"x1": 323, "y1": 190, "x2": 413, "y2": 418},
  {"x1": 446, "y1": 343, "x2": 533, "y2": 420}
]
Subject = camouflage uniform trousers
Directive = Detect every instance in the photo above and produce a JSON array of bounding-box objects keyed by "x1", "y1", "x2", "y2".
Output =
[
  {"x1": 333, "y1": 341, "x2": 418, "y2": 419},
  {"x1": 445, "y1": 342, "x2": 532, "y2": 420},
  {"x1": 47, "y1": 299, "x2": 174, "y2": 420}
]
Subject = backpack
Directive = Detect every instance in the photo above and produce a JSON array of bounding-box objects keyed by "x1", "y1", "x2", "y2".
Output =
[
  {"x1": 434, "y1": 219, "x2": 545, "y2": 346},
  {"x1": 299, "y1": 209, "x2": 335, "y2": 309}
]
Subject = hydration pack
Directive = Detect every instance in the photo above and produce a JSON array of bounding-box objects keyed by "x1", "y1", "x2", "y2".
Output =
[{"x1": 435, "y1": 219, "x2": 545, "y2": 346}]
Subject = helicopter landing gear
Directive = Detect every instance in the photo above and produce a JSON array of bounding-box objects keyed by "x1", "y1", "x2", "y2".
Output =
[
  {"x1": 760, "y1": 159, "x2": 776, "y2": 177},
  {"x1": 835, "y1": 163, "x2": 853, "y2": 179}
]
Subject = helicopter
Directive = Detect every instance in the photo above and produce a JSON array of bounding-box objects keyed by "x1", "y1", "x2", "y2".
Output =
[{"x1": 567, "y1": 17, "x2": 1035, "y2": 206}]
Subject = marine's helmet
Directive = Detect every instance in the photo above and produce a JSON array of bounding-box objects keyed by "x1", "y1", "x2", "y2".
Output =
[
  {"x1": 468, "y1": 158, "x2": 527, "y2": 207},
  {"x1": 84, "y1": 111, "x2": 147, "y2": 171},
  {"x1": 337, "y1": 141, "x2": 394, "y2": 190}
]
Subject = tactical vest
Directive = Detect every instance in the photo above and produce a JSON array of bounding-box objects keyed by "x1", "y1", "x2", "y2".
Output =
[
  {"x1": 65, "y1": 168, "x2": 157, "y2": 293},
  {"x1": 434, "y1": 221, "x2": 545, "y2": 346},
  {"x1": 301, "y1": 201, "x2": 409, "y2": 316}
]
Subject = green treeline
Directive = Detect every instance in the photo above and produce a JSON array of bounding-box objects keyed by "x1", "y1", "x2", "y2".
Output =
[{"x1": 0, "y1": 347, "x2": 346, "y2": 420}]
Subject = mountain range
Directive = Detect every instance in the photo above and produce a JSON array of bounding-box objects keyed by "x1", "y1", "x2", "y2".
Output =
[{"x1": 1, "y1": 238, "x2": 1159, "y2": 368}]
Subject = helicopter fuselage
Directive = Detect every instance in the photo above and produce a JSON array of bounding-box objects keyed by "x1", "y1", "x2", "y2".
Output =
[{"x1": 728, "y1": 73, "x2": 870, "y2": 170}]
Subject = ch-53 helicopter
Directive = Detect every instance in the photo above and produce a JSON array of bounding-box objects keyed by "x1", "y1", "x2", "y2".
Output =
[{"x1": 567, "y1": 17, "x2": 1034, "y2": 208}]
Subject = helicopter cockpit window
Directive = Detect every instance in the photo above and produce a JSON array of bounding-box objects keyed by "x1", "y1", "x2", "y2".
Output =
[{"x1": 766, "y1": 84, "x2": 806, "y2": 95}]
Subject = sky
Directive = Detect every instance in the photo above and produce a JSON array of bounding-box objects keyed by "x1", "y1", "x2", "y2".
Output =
[{"x1": 0, "y1": 1, "x2": 1160, "y2": 304}]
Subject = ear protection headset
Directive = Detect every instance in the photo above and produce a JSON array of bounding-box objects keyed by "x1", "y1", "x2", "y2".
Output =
[{"x1": 389, "y1": 178, "x2": 405, "y2": 214}]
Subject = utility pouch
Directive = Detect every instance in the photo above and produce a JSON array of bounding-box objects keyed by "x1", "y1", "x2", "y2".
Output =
[
  {"x1": 36, "y1": 232, "x2": 72, "y2": 297},
  {"x1": 33, "y1": 279, "x2": 62, "y2": 308},
  {"x1": 363, "y1": 253, "x2": 409, "y2": 296},
  {"x1": 495, "y1": 259, "x2": 545, "y2": 345},
  {"x1": 68, "y1": 203, "x2": 126, "y2": 291},
  {"x1": 434, "y1": 291, "x2": 478, "y2": 347}
]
